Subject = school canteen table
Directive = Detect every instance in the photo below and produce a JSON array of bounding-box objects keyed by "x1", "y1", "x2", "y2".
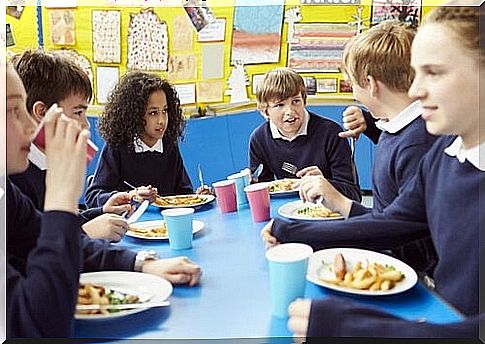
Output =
[{"x1": 73, "y1": 195, "x2": 464, "y2": 341}]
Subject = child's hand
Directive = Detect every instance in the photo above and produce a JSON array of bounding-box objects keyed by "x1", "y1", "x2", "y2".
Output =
[
  {"x1": 288, "y1": 298, "x2": 312, "y2": 341},
  {"x1": 43, "y1": 108, "x2": 89, "y2": 214},
  {"x1": 296, "y1": 166, "x2": 323, "y2": 178},
  {"x1": 103, "y1": 192, "x2": 132, "y2": 215},
  {"x1": 338, "y1": 106, "x2": 367, "y2": 140},
  {"x1": 129, "y1": 185, "x2": 158, "y2": 203},
  {"x1": 141, "y1": 256, "x2": 202, "y2": 286},
  {"x1": 82, "y1": 213, "x2": 129, "y2": 242},
  {"x1": 260, "y1": 219, "x2": 279, "y2": 249},
  {"x1": 196, "y1": 185, "x2": 213, "y2": 195}
]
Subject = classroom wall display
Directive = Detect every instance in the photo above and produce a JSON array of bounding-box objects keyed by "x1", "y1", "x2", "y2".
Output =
[
  {"x1": 127, "y1": 8, "x2": 168, "y2": 71},
  {"x1": 173, "y1": 15, "x2": 194, "y2": 51},
  {"x1": 92, "y1": 10, "x2": 121, "y2": 64},
  {"x1": 339, "y1": 79, "x2": 353, "y2": 93},
  {"x1": 197, "y1": 18, "x2": 226, "y2": 43},
  {"x1": 371, "y1": 0, "x2": 422, "y2": 27},
  {"x1": 287, "y1": 23, "x2": 355, "y2": 72},
  {"x1": 230, "y1": 0, "x2": 284, "y2": 65},
  {"x1": 174, "y1": 83, "x2": 196, "y2": 105},
  {"x1": 96, "y1": 66, "x2": 119, "y2": 104},
  {"x1": 6, "y1": 23, "x2": 15, "y2": 47},
  {"x1": 49, "y1": 9, "x2": 75, "y2": 45},
  {"x1": 6, "y1": 6, "x2": 24, "y2": 19},
  {"x1": 198, "y1": 80, "x2": 224, "y2": 103},
  {"x1": 303, "y1": 76, "x2": 316, "y2": 95},
  {"x1": 168, "y1": 54, "x2": 198, "y2": 81},
  {"x1": 183, "y1": 0, "x2": 216, "y2": 32},
  {"x1": 316, "y1": 78, "x2": 337, "y2": 93}
]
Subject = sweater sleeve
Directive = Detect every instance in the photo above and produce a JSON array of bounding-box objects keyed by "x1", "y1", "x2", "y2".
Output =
[
  {"x1": 307, "y1": 297, "x2": 478, "y2": 338},
  {"x1": 249, "y1": 127, "x2": 274, "y2": 182},
  {"x1": 348, "y1": 201, "x2": 372, "y2": 217},
  {"x1": 84, "y1": 145, "x2": 121, "y2": 208},
  {"x1": 7, "y1": 211, "x2": 82, "y2": 338},
  {"x1": 173, "y1": 144, "x2": 194, "y2": 195},
  {"x1": 80, "y1": 234, "x2": 137, "y2": 272},
  {"x1": 79, "y1": 206, "x2": 104, "y2": 223},
  {"x1": 362, "y1": 110, "x2": 381, "y2": 144}
]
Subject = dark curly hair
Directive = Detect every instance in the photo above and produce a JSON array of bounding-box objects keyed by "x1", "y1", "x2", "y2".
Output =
[{"x1": 99, "y1": 71, "x2": 185, "y2": 151}]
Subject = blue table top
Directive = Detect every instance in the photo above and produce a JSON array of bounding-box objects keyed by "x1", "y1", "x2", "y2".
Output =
[{"x1": 73, "y1": 196, "x2": 463, "y2": 341}]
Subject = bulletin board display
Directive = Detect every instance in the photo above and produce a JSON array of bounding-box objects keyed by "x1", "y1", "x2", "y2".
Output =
[{"x1": 5, "y1": 1, "x2": 445, "y2": 110}]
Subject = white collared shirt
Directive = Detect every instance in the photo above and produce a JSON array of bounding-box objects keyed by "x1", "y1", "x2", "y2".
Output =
[
  {"x1": 269, "y1": 109, "x2": 310, "y2": 142},
  {"x1": 375, "y1": 101, "x2": 423, "y2": 134},
  {"x1": 134, "y1": 137, "x2": 164, "y2": 154},
  {"x1": 28, "y1": 143, "x2": 47, "y2": 171},
  {"x1": 444, "y1": 136, "x2": 485, "y2": 171}
]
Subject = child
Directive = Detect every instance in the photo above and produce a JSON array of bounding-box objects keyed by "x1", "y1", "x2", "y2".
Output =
[
  {"x1": 293, "y1": 21, "x2": 438, "y2": 275},
  {"x1": 5, "y1": 63, "x2": 202, "y2": 338},
  {"x1": 274, "y1": 5, "x2": 483, "y2": 337},
  {"x1": 85, "y1": 71, "x2": 193, "y2": 208},
  {"x1": 9, "y1": 49, "x2": 132, "y2": 242},
  {"x1": 249, "y1": 67, "x2": 362, "y2": 202}
]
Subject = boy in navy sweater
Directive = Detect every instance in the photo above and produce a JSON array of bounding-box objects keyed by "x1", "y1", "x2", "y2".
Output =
[
  {"x1": 5, "y1": 63, "x2": 202, "y2": 338},
  {"x1": 291, "y1": 21, "x2": 438, "y2": 274},
  {"x1": 9, "y1": 49, "x2": 133, "y2": 242},
  {"x1": 249, "y1": 67, "x2": 361, "y2": 202},
  {"x1": 266, "y1": 6, "x2": 483, "y2": 338}
]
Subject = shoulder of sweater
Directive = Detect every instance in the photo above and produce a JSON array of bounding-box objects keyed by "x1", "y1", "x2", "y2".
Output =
[
  {"x1": 386, "y1": 117, "x2": 439, "y2": 148},
  {"x1": 250, "y1": 121, "x2": 270, "y2": 140}
]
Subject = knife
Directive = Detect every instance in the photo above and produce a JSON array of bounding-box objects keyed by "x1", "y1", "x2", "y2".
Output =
[
  {"x1": 251, "y1": 163, "x2": 264, "y2": 183},
  {"x1": 197, "y1": 164, "x2": 205, "y2": 188},
  {"x1": 125, "y1": 200, "x2": 149, "y2": 224},
  {"x1": 76, "y1": 300, "x2": 170, "y2": 311}
]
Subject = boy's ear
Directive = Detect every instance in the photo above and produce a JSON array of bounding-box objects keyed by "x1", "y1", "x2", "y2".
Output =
[
  {"x1": 367, "y1": 76, "x2": 379, "y2": 97},
  {"x1": 31, "y1": 101, "x2": 47, "y2": 123}
]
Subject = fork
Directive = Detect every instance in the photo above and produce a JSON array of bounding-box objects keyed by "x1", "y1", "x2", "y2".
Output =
[
  {"x1": 350, "y1": 138, "x2": 358, "y2": 185},
  {"x1": 281, "y1": 162, "x2": 298, "y2": 175}
]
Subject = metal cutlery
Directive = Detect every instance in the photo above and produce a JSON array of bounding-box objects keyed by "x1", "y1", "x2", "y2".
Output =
[
  {"x1": 251, "y1": 163, "x2": 264, "y2": 182},
  {"x1": 197, "y1": 164, "x2": 205, "y2": 188},
  {"x1": 76, "y1": 300, "x2": 170, "y2": 311},
  {"x1": 281, "y1": 162, "x2": 298, "y2": 175},
  {"x1": 349, "y1": 138, "x2": 358, "y2": 185}
]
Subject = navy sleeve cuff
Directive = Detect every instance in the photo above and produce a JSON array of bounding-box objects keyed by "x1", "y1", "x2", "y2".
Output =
[{"x1": 349, "y1": 201, "x2": 371, "y2": 217}]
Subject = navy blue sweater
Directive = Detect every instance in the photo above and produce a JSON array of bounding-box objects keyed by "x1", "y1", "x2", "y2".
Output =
[
  {"x1": 10, "y1": 162, "x2": 103, "y2": 222},
  {"x1": 273, "y1": 136, "x2": 482, "y2": 336},
  {"x1": 6, "y1": 179, "x2": 81, "y2": 338},
  {"x1": 85, "y1": 140, "x2": 193, "y2": 208},
  {"x1": 249, "y1": 112, "x2": 361, "y2": 202}
]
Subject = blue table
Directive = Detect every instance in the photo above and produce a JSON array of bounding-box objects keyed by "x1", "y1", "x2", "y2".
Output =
[{"x1": 74, "y1": 196, "x2": 463, "y2": 341}]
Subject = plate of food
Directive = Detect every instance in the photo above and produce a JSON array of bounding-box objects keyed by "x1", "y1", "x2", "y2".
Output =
[
  {"x1": 306, "y1": 248, "x2": 418, "y2": 296},
  {"x1": 277, "y1": 200, "x2": 344, "y2": 221},
  {"x1": 127, "y1": 219, "x2": 204, "y2": 240},
  {"x1": 268, "y1": 178, "x2": 300, "y2": 197},
  {"x1": 76, "y1": 271, "x2": 172, "y2": 320},
  {"x1": 152, "y1": 194, "x2": 215, "y2": 209}
]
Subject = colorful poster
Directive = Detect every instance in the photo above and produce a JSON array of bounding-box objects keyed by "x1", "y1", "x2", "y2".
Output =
[
  {"x1": 231, "y1": 0, "x2": 284, "y2": 65},
  {"x1": 371, "y1": 0, "x2": 421, "y2": 27}
]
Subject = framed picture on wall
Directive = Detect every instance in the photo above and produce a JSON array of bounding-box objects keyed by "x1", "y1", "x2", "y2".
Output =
[
  {"x1": 339, "y1": 79, "x2": 353, "y2": 93},
  {"x1": 316, "y1": 78, "x2": 338, "y2": 93},
  {"x1": 303, "y1": 76, "x2": 316, "y2": 96},
  {"x1": 371, "y1": 0, "x2": 422, "y2": 27}
]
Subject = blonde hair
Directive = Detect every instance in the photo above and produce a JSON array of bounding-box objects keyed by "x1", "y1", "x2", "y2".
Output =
[
  {"x1": 342, "y1": 20, "x2": 416, "y2": 92},
  {"x1": 423, "y1": 5, "x2": 481, "y2": 65},
  {"x1": 256, "y1": 67, "x2": 306, "y2": 112}
]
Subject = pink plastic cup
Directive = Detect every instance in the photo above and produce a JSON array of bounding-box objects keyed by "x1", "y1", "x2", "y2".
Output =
[
  {"x1": 244, "y1": 183, "x2": 270, "y2": 222},
  {"x1": 212, "y1": 180, "x2": 237, "y2": 213}
]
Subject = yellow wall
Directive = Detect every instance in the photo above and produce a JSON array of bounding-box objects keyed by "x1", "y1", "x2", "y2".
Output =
[{"x1": 6, "y1": 2, "x2": 444, "y2": 111}]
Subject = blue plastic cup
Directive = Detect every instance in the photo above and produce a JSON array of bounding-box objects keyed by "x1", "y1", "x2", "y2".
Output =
[
  {"x1": 227, "y1": 171, "x2": 249, "y2": 208},
  {"x1": 161, "y1": 208, "x2": 195, "y2": 250},
  {"x1": 265, "y1": 243, "x2": 313, "y2": 318}
]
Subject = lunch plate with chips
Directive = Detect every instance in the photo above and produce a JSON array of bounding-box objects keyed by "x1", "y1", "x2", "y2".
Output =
[
  {"x1": 127, "y1": 219, "x2": 204, "y2": 240},
  {"x1": 268, "y1": 178, "x2": 300, "y2": 197},
  {"x1": 306, "y1": 248, "x2": 418, "y2": 296},
  {"x1": 75, "y1": 271, "x2": 172, "y2": 320},
  {"x1": 278, "y1": 200, "x2": 344, "y2": 221},
  {"x1": 152, "y1": 194, "x2": 215, "y2": 209}
]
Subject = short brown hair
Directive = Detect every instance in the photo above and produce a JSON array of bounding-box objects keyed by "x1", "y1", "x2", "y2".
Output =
[
  {"x1": 13, "y1": 49, "x2": 92, "y2": 114},
  {"x1": 256, "y1": 67, "x2": 307, "y2": 112},
  {"x1": 342, "y1": 20, "x2": 416, "y2": 92}
]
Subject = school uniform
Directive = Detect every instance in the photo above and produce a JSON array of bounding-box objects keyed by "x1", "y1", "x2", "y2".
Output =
[
  {"x1": 362, "y1": 109, "x2": 381, "y2": 144},
  {"x1": 85, "y1": 137, "x2": 193, "y2": 208},
  {"x1": 273, "y1": 136, "x2": 484, "y2": 336},
  {"x1": 9, "y1": 144, "x2": 103, "y2": 221},
  {"x1": 249, "y1": 110, "x2": 361, "y2": 202},
  {"x1": 349, "y1": 102, "x2": 439, "y2": 274}
]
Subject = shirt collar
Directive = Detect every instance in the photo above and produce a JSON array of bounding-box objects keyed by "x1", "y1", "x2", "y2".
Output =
[
  {"x1": 375, "y1": 101, "x2": 423, "y2": 134},
  {"x1": 444, "y1": 136, "x2": 485, "y2": 171},
  {"x1": 269, "y1": 109, "x2": 310, "y2": 142},
  {"x1": 28, "y1": 143, "x2": 47, "y2": 170},
  {"x1": 134, "y1": 137, "x2": 164, "y2": 154}
]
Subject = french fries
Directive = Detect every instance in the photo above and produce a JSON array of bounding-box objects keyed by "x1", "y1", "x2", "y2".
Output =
[
  {"x1": 320, "y1": 254, "x2": 404, "y2": 292},
  {"x1": 129, "y1": 223, "x2": 168, "y2": 238},
  {"x1": 296, "y1": 205, "x2": 342, "y2": 219},
  {"x1": 154, "y1": 195, "x2": 206, "y2": 207},
  {"x1": 269, "y1": 179, "x2": 298, "y2": 192}
]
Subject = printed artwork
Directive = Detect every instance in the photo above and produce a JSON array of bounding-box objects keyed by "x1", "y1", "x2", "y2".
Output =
[
  {"x1": 92, "y1": 10, "x2": 121, "y2": 63},
  {"x1": 339, "y1": 79, "x2": 353, "y2": 93},
  {"x1": 316, "y1": 78, "x2": 338, "y2": 93},
  {"x1": 49, "y1": 9, "x2": 75, "y2": 45},
  {"x1": 168, "y1": 54, "x2": 197, "y2": 81},
  {"x1": 6, "y1": 6, "x2": 24, "y2": 19},
  {"x1": 371, "y1": 0, "x2": 421, "y2": 27},
  {"x1": 127, "y1": 9, "x2": 168, "y2": 71},
  {"x1": 287, "y1": 23, "x2": 356, "y2": 72},
  {"x1": 231, "y1": 0, "x2": 284, "y2": 65},
  {"x1": 183, "y1": 0, "x2": 216, "y2": 32}
]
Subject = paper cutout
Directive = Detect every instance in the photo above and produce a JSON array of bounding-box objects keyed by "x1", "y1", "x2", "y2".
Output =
[
  {"x1": 201, "y1": 44, "x2": 224, "y2": 80},
  {"x1": 96, "y1": 66, "x2": 119, "y2": 104},
  {"x1": 197, "y1": 18, "x2": 226, "y2": 42},
  {"x1": 168, "y1": 54, "x2": 197, "y2": 81},
  {"x1": 49, "y1": 9, "x2": 75, "y2": 45},
  {"x1": 127, "y1": 9, "x2": 168, "y2": 71},
  {"x1": 92, "y1": 10, "x2": 121, "y2": 63},
  {"x1": 174, "y1": 83, "x2": 196, "y2": 105},
  {"x1": 225, "y1": 61, "x2": 249, "y2": 103},
  {"x1": 284, "y1": 7, "x2": 302, "y2": 44},
  {"x1": 197, "y1": 80, "x2": 223, "y2": 103}
]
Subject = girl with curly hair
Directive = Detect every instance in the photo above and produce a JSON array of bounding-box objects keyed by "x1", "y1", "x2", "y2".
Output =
[{"x1": 85, "y1": 71, "x2": 193, "y2": 207}]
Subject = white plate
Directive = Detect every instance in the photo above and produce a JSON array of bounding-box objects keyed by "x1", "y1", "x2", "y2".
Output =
[
  {"x1": 306, "y1": 248, "x2": 418, "y2": 296},
  {"x1": 152, "y1": 194, "x2": 215, "y2": 209},
  {"x1": 126, "y1": 219, "x2": 204, "y2": 240},
  {"x1": 76, "y1": 271, "x2": 172, "y2": 320},
  {"x1": 268, "y1": 178, "x2": 300, "y2": 197},
  {"x1": 278, "y1": 200, "x2": 344, "y2": 221}
]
